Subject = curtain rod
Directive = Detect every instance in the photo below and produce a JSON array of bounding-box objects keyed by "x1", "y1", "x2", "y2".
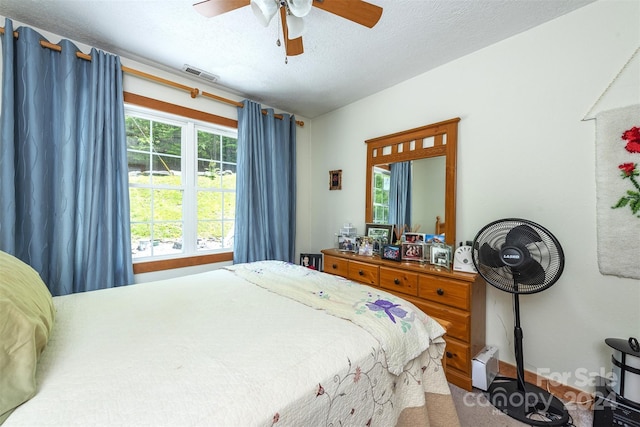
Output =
[{"x1": 0, "y1": 26, "x2": 304, "y2": 127}]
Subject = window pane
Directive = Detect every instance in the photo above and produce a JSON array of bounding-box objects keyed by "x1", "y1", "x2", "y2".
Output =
[
  {"x1": 197, "y1": 221, "x2": 221, "y2": 250},
  {"x1": 126, "y1": 116, "x2": 151, "y2": 150},
  {"x1": 131, "y1": 223, "x2": 151, "y2": 258},
  {"x1": 197, "y1": 190, "x2": 222, "y2": 220},
  {"x1": 128, "y1": 152, "x2": 151, "y2": 185},
  {"x1": 223, "y1": 192, "x2": 235, "y2": 218},
  {"x1": 151, "y1": 155, "x2": 181, "y2": 186},
  {"x1": 222, "y1": 136, "x2": 237, "y2": 163},
  {"x1": 222, "y1": 221, "x2": 234, "y2": 248},
  {"x1": 136, "y1": 222, "x2": 184, "y2": 258},
  {"x1": 129, "y1": 188, "x2": 151, "y2": 222},
  {"x1": 198, "y1": 160, "x2": 222, "y2": 189},
  {"x1": 221, "y1": 164, "x2": 236, "y2": 190},
  {"x1": 197, "y1": 130, "x2": 220, "y2": 161},
  {"x1": 197, "y1": 220, "x2": 234, "y2": 251},
  {"x1": 152, "y1": 122, "x2": 181, "y2": 155},
  {"x1": 153, "y1": 222, "x2": 182, "y2": 243},
  {"x1": 153, "y1": 189, "x2": 183, "y2": 222}
]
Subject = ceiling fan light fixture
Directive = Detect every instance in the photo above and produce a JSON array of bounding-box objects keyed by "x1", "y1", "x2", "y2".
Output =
[
  {"x1": 285, "y1": 14, "x2": 305, "y2": 39},
  {"x1": 250, "y1": 0, "x2": 279, "y2": 26},
  {"x1": 287, "y1": 0, "x2": 313, "y2": 17}
]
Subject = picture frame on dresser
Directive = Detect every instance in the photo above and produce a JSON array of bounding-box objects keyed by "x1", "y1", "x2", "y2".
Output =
[
  {"x1": 403, "y1": 232, "x2": 426, "y2": 243},
  {"x1": 430, "y1": 244, "x2": 452, "y2": 268},
  {"x1": 381, "y1": 244, "x2": 402, "y2": 261},
  {"x1": 402, "y1": 242, "x2": 424, "y2": 261},
  {"x1": 337, "y1": 235, "x2": 356, "y2": 252},
  {"x1": 364, "y1": 223, "x2": 393, "y2": 244},
  {"x1": 358, "y1": 237, "x2": 374, "y2": 256}
]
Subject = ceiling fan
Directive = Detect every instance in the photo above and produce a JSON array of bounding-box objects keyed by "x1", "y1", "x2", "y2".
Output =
[{"x1": 193, "y1": 0, "x2": 383, "y2": 57}]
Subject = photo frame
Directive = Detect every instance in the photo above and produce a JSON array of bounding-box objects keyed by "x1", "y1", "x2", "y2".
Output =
[
  {"x1": 329, "y1": 170, "x2": 342, "y2": 190},
  {"x1": 401, "y1": 242, "x2": 424, "y2": 261},
  {"x1": 430, "y1": 243, "x2": 452, "y2": 268},
  {"x1": 381, "y1": 244, "x2": 402, "y2": 261},
  {"x1": 425, "y1": 234, "x2": 446, "y2": 244},
  {"x1": 358, "y1": 236, "x2": 374, "y2": 256},
  {"x1": 364, "y1": 223, "x2": 393, "y2": 244},
  {"x1": 337, "y1": 235, "x2": 356, "y2": 252},
  {"x1": 403, "y1": 232, "x2": 426, "y2": 243}
]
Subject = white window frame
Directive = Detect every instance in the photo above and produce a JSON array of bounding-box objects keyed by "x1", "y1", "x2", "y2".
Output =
[{"x1": 126, "y1": 104, "x2": 237, "y2": 262}]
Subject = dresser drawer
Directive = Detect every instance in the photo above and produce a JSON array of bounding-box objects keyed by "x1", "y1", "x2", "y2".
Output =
[
  {"x1": 324, "y1": 255, "x2": 349, "y2": 277},
  {"x1": 348, "y1": 260, "x2": 379, "y2": 286},
  {"x1": 379, "y1": 266, "x2": 418, "y2": 297},
  {"x1": 418, "y1": 275, "x2": 470, "y2": 310},
  {"x1": 407, "y1": 299, "x2": 470, "y2": 343},
  {"x1": 444, "y1": 338, "x2": 471, "y2": 375}
]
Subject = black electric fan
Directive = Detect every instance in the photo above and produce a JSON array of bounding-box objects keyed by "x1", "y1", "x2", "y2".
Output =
[{"x1": 471, "y1": 218, "x2": 570, "y2": 426}]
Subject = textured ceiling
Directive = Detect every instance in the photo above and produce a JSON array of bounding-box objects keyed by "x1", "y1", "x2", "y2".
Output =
[{"x1": 0, "y1": 0, "x2": 596, "y2": 118}]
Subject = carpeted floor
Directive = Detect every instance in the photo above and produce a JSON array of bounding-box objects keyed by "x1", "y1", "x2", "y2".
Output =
[{"x1": 449, "y1": 384, "x2": 594, "y2": 427}]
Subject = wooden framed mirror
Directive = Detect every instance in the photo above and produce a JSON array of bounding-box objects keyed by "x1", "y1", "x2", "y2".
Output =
[{"x1": 365, "y1": 117, "x2": 459, "y2": 246}]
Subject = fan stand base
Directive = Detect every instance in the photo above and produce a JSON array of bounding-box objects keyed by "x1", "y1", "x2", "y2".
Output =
[{"x1": 487, "y1": 378, "x2": 570, "y2": 426}]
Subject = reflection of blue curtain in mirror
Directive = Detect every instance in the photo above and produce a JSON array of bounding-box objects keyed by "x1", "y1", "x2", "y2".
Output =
[{"x1": 388, "y1": 162, "x2": 412, "y2": 227}]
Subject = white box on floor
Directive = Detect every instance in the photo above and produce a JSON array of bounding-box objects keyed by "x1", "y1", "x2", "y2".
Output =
[{"x1": 472, "y1": 346, "x2": 499, "y2": 391}]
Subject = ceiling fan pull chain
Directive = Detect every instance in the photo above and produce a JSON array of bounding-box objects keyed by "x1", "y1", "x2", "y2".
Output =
[{"x1": 274, "y1": 5, "x2": 288, "y2": 65}]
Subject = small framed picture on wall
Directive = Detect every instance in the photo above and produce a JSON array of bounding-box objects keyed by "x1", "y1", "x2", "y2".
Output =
[{"x1": 329, "y1": 170, "x2": 342, "y2": 190}]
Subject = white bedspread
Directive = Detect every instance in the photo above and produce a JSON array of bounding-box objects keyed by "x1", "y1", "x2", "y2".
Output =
[
  {"x1": 5, "y1": 262, "x2": 453, "y2": 426},
  {"x1": 226, "y1": 261, "x2": 444, "y2": 375}
]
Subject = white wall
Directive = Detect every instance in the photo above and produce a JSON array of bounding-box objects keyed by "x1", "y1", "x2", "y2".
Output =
[
  {"x1": 307, "y1": 0, "x2": 640, "y2": 392},
  {"x1": 0, "y1": 16, "x2": 312, "y2": 282}
]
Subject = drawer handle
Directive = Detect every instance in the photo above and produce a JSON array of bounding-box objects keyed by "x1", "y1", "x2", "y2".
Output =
[
  {"x1": 436, "y1": 288, "x2": 444, "y2": 296},
  {"x1": 446, "y1": 351, "x2": 453, "y2": 359},
  {"x1": 358, "y1": 270, "x2": 364, "y2": 276},
  {"x1": 394, "y1": 278, "x2": 401, "y2": 285},
  {"x1": 332, "y1": 264, "x2": 338, "y2": 269}
]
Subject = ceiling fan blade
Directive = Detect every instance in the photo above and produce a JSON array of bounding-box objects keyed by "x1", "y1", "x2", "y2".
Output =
[
  {"x1": 312, "y1": 0, "x2": 383, "y2": 28},
  {"x1": 280, "y1": 7, "x2": 304, "y2": 56},
  {"x1": 193, "y1": 0, "x2": 250, "y2": 18}
]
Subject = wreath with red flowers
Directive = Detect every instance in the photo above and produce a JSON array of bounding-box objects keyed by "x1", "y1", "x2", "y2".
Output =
[{"x1": 612, "y1": 126, "x2": 640, "y2": 217}]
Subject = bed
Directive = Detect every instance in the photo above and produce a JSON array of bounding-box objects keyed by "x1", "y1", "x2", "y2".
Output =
[{"x1": 0, "y1": 251, "x2": 460, "y2": 426}]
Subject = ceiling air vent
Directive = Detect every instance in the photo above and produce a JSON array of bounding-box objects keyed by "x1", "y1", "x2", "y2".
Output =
[{"x1": 182, "y1": 64, "x2": 219, "y2": 83}]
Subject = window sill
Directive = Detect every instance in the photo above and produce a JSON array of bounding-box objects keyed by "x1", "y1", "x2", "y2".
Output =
[{"x1": 132, "y1": 252, "x2": 233, "y2": 274}]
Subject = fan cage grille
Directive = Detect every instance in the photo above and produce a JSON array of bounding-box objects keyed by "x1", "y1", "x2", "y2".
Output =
[{"x1": 472, "y1": 219, "x2": 564, "y2": 294}]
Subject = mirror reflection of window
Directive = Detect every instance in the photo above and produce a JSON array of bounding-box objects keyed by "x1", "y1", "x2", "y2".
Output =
[
  {"x1": 371, "y1": 158, "x2": 445, "y2": 233},
  {"x1": 372, "y1": 166, "x2": 390, "y2": 223}
]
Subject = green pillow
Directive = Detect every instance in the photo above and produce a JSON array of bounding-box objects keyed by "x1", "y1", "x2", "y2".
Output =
[{"x1": 0, "y1": 251, "x2": 55, "y2": 423}]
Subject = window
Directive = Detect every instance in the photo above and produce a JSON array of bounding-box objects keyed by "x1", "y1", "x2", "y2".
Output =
[
  {"x1": 372, "y1": 166, "x2": 390, "y2": 224},
  {"x1": 126, "y1": 106, "x2": 237, "y2": 260}
]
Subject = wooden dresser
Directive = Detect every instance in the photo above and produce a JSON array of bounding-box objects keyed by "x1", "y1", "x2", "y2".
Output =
[{"x1": 321, "y1": 248, "x2": 486, "y2": 391}]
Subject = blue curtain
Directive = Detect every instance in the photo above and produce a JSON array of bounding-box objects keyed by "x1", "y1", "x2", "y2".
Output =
[
  {"x1": 234, "y1": 100, "x2": 296, "y2": 263},
  {"x1": 388, "y1": 161, "x2": 412, "y2": 228},
  {"x1": 0, "y1": 19, "x2": 134, "y2": 296}
]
